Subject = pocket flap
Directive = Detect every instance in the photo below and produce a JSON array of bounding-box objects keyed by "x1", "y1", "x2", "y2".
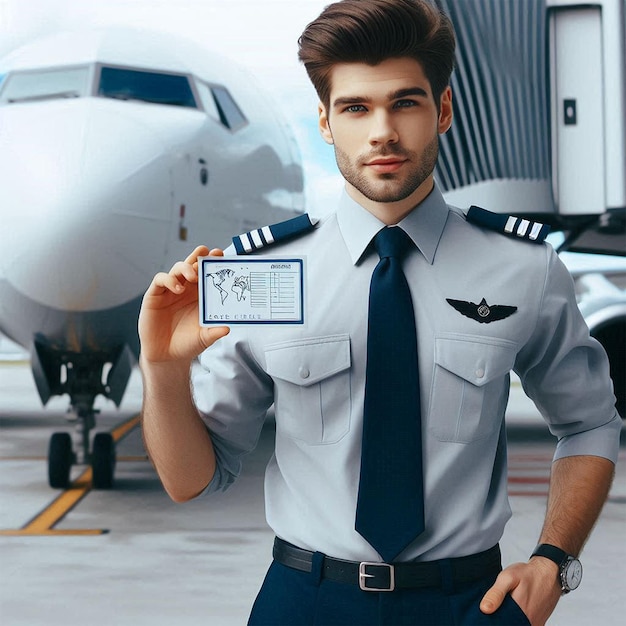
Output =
[
  {"x1": 265, "y1": 334, "x2": 351, "y2": 387},
  {"x1": 435, "y1": 335, "x2": 516, "y2": 387}
]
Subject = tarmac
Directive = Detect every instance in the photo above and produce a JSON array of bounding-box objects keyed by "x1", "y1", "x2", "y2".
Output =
[{"x1": 0, "y1": 359, "x2": 624, "y2": 626}]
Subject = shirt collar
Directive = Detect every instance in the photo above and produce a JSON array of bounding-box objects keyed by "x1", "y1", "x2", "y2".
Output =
[{"x1": 336, "y1": 183, "x2": 450, "y2": 265}]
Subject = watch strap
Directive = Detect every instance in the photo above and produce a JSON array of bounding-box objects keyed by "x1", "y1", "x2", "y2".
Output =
[
  {"x1": 531, "y1": 543, "x2": 569, "y2": 566},
  {"x1": 532, "y1": 543, "x2": 582, "y2": 594}
]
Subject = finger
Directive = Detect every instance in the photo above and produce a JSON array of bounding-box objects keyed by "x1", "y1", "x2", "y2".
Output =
[
  {"x1": 188, "y1": 246, "x2": 222, "y2": 273},
  {"x1": 184, "y1": 245, "x2": 210, "y2": 264},
  {"x1": 148, "y1": 271, "x2": 182, "y2": 294},
  {"x1": 168, "y1": 259, "x2": 201, "y2": 287},
  {"x1": 149, "y1": 263, "x2": 195, "y2": 296},
  {"x1": 480, "y1": 571, "x2": 515, "y2": 615}
]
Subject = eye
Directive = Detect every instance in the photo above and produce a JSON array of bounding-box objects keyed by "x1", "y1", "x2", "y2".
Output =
[
  {"x1": 394, "y1": 99, "x2": 418, "y2": 109},
  {"x1": 344, "y1": 104, "x2": 367, "y2": 113}
]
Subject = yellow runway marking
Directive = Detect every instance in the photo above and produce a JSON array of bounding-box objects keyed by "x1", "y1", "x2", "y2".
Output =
[
  {"x1": 111, "y1": 414, "x2": 142, "y2": 442},
  {"x1": 0, "y1": 468, "x2": 100, "y2": 536},
  {"x1": 0, "y1": 414, "x2": 141, "y2": 537}
]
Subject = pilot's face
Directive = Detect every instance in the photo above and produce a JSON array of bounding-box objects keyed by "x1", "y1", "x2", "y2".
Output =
[{"x1": 319, "y1": 57, "x2": 452, "y2": 224}]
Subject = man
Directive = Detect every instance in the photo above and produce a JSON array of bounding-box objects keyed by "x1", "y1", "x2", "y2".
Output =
[{"x1": 138, "y1": 1, "x2": 620, "y2": 624}]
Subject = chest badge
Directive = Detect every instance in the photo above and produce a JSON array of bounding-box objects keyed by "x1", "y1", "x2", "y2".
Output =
[{"x1": 446, "y1": 298, "x2": 517, "y2": 323}]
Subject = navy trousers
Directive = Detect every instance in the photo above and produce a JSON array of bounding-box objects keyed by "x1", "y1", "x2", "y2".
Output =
[{"x1": 248, "y1": 557, "x2": 530, "y2": 626}]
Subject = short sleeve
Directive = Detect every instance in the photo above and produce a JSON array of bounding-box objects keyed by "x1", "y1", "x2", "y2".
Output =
[{"x1": 191, "y1": 334, "x2": 274, "y2": 492}]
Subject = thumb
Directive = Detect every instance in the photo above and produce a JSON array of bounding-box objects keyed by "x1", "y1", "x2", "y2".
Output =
[
  {"x1": 199, "y1": 325, "x2": 230, "y2": 351},
  {"x1": 480, "y1": 571, "x2": 514, "y2": 615}
]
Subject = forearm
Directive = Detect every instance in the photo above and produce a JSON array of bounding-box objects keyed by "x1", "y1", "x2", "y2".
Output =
[
  {"x1": 537, "y1": 454, "x2": 615, "y2": 555},
  {"x1": 481, "y1": 454, "x2": 615, "y2": 624},
  {"x1": 140, "y1": 357, "x2": 216, "y2": 502}
]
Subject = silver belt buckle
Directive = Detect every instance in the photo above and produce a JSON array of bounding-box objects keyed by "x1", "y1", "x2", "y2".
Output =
[{"x1": 358, "y1": 562, "x2": 395, "y2": 591}]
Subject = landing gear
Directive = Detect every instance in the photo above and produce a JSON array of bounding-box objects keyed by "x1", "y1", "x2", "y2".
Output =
[
  {"x1": 48, "y1": 424, "x2": 116, "y2": 489},
  {"x1": 31, "y1": 341, "x2": 134, "y2": 490},
  {"x1": 46, "y1": 417, "x2": 117, "y2": 489},
  {"x1": 46, "y1": 402, "x2": 116, "y2": 490}
]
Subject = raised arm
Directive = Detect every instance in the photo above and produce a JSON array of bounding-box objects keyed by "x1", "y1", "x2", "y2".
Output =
[{"x1": 138, "y1": 246, "x2": 230, "y2": 502}]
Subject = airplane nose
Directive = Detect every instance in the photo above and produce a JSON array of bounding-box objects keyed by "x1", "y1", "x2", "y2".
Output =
[{"x1": 0, "y1": 99, "x2": 177, "y2": 311}]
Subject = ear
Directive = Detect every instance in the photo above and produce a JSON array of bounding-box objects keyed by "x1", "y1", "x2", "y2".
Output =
[
  {"x1": 318, "y1": 102, "x2": 334, "y2": 145},
  {"x1": 437, "y1": 86, "x2": 453, "y2": 134}
]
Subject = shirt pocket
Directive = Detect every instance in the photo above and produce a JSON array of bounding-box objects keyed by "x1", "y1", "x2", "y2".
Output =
[
  {"x1": 428, "y1": 334, "x2": 517, "y2": 443},
  {"x1": 265, "y1": 334, "x2": 352, "y2": 445}
]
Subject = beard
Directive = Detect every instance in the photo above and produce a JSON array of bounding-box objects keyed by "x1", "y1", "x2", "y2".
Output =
[{"x1": 333, "y1": 134, "x2": 439, "y2": 204}]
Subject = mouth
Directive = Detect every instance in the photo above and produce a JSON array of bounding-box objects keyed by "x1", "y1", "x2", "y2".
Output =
[{"x1": 365, "y1": 157, "x2": 407, "y2": 174}]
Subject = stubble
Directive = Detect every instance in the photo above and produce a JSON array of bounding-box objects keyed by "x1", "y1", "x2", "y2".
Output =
[{"x1": 333, "y1": 134, "x2": 440, "y2": 204}]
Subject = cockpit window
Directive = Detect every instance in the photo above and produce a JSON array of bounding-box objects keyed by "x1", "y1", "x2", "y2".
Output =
[
  {"x1": 0, "y1": 64, "x2": 236, "y2": 124},
  {"x1": 211, "y1": 85, "x2": 247, "y2": 131},
  {"x1": 194, "y1": 80, "x2": 248, "y2": 132},
  {"x1": 98, "y1": 66, "x2": 197, "y2": 108},
  {"x1": 0, "y1": 66, "x2": 89, "y2": 104}
]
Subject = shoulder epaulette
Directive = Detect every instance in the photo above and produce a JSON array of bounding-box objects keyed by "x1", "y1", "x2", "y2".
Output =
[
  {"x1": 232, "y1": 213, "x2": 317, "y2": 254},
  {"x1": 466, "y1": 205, "x2": 550, "y2": 244}
]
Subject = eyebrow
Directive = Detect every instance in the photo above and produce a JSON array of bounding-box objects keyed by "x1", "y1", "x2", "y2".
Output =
[{"x1": 332, "y1": 87, "x2": 429, "y2": 109}]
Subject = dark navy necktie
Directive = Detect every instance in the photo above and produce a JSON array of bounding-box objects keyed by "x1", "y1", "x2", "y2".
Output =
[{"x1": 355, "y1": 226, "x2": 425, "y2": 562}]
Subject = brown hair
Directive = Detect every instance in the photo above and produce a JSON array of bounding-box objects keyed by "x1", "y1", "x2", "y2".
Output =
[{"x1": 298, "y1": 0, "x2": 455, "y2": 109}]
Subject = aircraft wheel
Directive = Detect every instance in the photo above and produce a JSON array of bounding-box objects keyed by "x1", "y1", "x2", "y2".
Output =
[
  {"x1": 48, "y1": 432, "x2": 73, "y2": 489},
  {"x1": 92, "y1": 432, "x2": 116, "y2": 489}
]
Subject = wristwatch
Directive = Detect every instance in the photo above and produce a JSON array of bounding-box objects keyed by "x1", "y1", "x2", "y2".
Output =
[{"x1": 531, "y1": 543, "x2": 583, "y2": 594}]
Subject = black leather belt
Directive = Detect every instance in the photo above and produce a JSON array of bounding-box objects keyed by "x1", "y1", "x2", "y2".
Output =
[{"x1": 273, "y1": 537, "x2": 501, "y2": 592}]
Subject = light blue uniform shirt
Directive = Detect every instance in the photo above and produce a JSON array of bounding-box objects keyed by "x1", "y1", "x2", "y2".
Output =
[{"x1": 192, "y1": 185, "x2": 620, "y2": 563}]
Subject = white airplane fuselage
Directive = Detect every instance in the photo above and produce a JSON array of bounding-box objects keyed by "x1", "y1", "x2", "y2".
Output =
[{"x1": 0, "y1": 28, "x2": 304, "y2": 485}]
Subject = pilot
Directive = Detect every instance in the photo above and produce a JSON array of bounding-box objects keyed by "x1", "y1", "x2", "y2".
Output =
[{"x1": 138, "y1": 1, "x2": 621, "y2": 624}]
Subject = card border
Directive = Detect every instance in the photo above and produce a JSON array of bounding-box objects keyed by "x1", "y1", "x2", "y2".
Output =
[{"x1": 198, "y1": 257, "x2": 305, "y2": 326}]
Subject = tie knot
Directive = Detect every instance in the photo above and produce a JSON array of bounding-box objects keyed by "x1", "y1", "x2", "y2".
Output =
[{"x1": 374, "y1": 226, "x2": 412, "y2": 260}]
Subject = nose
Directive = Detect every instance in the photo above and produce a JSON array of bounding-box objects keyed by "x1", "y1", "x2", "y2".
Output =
[
  {"x1": 0, "y1": 99, "x2": 174, "y2": 312},
  {"x1": 368, "y1": 109, "x2": 398, "y2": 146}
]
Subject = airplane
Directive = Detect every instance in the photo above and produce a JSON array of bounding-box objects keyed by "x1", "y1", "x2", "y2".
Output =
[{"x1": 0, "y1": 27, "x2": 304, "y2": 489}]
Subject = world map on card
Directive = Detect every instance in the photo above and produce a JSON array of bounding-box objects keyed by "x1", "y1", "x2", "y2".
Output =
[{"x1": 207, "y1": 269, "x2": 250, "y2": 304}]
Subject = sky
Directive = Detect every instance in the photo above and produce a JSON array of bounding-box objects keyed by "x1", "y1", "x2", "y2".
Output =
[{"x1": 0, "y1": 0, "x2": 344, "y2": 207}]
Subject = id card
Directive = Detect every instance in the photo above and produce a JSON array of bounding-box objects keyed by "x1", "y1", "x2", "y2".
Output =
[{"x1": 198, "y1": 257, "x2": 305, "y2": 325}]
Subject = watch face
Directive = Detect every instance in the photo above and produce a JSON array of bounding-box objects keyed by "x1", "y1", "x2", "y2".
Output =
[{"x1": 563, "y1": 558, "x2": 583, "y2": 591}]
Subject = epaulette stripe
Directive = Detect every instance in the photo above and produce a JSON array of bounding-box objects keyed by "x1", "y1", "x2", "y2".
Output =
[
  {"x1": 251, "y1": 229, "x2": 263, "y2": 248},
  {"x1": 517, "y1": 219, "x2": 530, "y2": 237},
  {"x1": 505, "y1": 216, "x2": 516, "y2": 233},
  {"x1": 261, "y1": 225, "x2": 274, "y2": 244},
  {"x1": 240, "y1": 232, "x2": 253, "y2": 252},
  {"x1": 529, "y1": 222, "x2": 543, "y2": 240}
]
